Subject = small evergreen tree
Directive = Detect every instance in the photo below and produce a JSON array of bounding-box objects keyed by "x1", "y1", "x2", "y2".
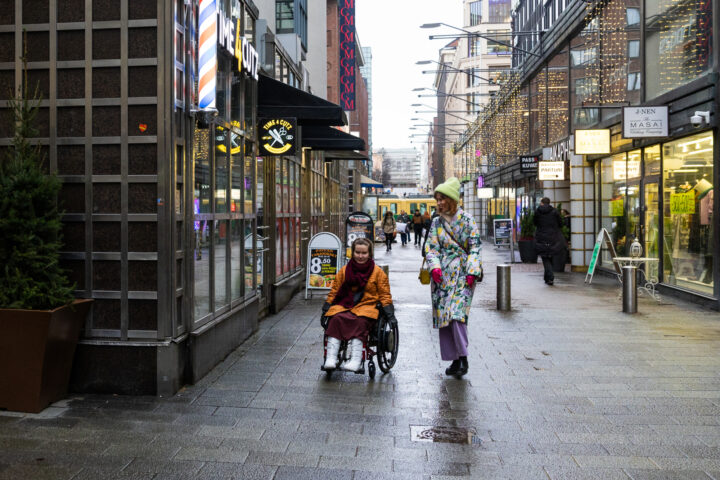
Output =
[{"x1": 0, "y1": 53, "x2": 74, "y2": 309}]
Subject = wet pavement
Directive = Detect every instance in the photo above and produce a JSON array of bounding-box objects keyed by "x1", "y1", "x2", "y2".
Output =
[{"x1": 2, "y1": 239, "x2": 720, "y2": 479}]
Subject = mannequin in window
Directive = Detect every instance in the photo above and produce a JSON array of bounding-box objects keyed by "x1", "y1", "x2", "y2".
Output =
[{"x1": 695, "y1": 178, "x2": 713, "y2": 284}]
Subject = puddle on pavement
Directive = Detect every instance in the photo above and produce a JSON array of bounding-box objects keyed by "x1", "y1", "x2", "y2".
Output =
[{"x1": 410, "y1": 425, "x2": 481, "y2": 445}]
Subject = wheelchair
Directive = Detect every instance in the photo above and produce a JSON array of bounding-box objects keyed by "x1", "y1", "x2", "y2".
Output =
[{"x1": 320, "y1": 304, "x2": 399, "y2": 379}]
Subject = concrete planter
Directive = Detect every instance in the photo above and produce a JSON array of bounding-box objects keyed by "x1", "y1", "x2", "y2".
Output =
[{"x1": 0, "y1": 299, "x2": 92, "y2": 413}]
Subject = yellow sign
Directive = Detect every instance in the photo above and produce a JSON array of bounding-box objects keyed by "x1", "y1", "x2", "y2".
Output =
[
  {"x1": 575, "y1": 129, "x2": 611, "y2": 154},
  {"x1": 259, "y1": 118, "x2": 296, "y2": 155},
  {"x1": 610, "y1": 198, "x2": 624, "y2": 217},
  {"x1": 670, "y1": 192, "x2": 695, "y2": 215}
]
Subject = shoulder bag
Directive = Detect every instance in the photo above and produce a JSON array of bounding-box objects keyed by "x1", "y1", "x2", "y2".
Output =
[{"x1": 418, "y1": 257, "x2": 431, "y2": 285}]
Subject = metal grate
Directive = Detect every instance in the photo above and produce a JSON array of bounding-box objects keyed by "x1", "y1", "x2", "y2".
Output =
[{"x1": 410, "y1": 426, "x2": 481, "y2": 445}]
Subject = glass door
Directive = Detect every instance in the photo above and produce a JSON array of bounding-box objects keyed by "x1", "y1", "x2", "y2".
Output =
[{"x1": 642, "y1": 146, "x2": 661, "y2": 281}]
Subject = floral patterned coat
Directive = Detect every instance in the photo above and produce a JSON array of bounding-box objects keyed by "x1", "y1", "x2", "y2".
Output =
[{"x1": 424, "y1": 208, "x2": 482, "y2": 329}]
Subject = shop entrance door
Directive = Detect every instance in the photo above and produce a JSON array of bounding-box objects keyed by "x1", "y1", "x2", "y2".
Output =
[{"x1": 641, "y1": 146, "x2": 662, "y2": 281}]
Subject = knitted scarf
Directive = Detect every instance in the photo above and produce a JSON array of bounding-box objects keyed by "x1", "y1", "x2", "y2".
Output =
[{"x1": 332, "y1": 258, "x2": 375, "y2": 309}]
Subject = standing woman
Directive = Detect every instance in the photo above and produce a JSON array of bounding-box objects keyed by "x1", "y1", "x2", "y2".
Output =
[
  {"x1": 534, "y1": 197, "x2": 565, "y2": 285},
  {"x1": 381, "y1": 211, "x2": 396, "y2": 252},
  {"x1": 425, "y1": 177, "x2": 482, "y2": 377}
]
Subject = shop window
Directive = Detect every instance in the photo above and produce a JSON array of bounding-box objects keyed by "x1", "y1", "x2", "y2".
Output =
[
  {"x1": 27, "y1": 69, "x2": 49, "y2": 99},
  {"x1": 662, "y1": 132, "x2": 714, "y2": 295},
  {"x1": 92, "y1": 29, "x2": 120, "y2": 60},
  {"x1": 214, "y1": 221, "x2": 228, "y2": 309},
  {"x1": 57, "y1": 31, "x2": 84, "y2": 61},
  {"x1": 92, "y1": 0, "x2": 119, "y2": 21},
  {"x1": 231, "y1": 219, "x2": 243, "y2": 300},
  {"x1": 128, "y1": 28, "x2": 157, "y2": 58},
  {"x1": 93, "y1": 222, "x2": 120, "y2": 252},
  {"x1": 128, "y1": 222, "x2": 157, "y2": 252},
  {"x1": 57, "y1": 69, "x2": 84, "y2": 98},
  {"x1": 57, "y1": 145, "x2": 85, "y2": 175},
  {"x1": 91, "y1": 68, "x2": 120, "y2": 98},
  {"x1": 129, "y1": 0, "x2": 156, "y2": 20},
  {"x1": 93, "y1": 144, "x2": 121, "y2": 175}
]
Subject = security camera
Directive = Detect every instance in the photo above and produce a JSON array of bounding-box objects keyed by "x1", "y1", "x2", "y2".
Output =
[{"x1": 690, "y1": 111, "x2": 710, "y2": 127}]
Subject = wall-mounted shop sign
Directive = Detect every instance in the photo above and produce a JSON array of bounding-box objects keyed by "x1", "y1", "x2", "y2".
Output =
[
  {"x1": 622, "y1": 106, "x2": 668, "y2": 138},
  {"x1": 575, "y1": 129, "x2": 611, "y2": 154},
  {"x1": 542, "y1": 137, "x2": 572, "y2": 162},
  {"x1": 477, "y1": 175, "x2": 484, "y2": 188},
  {"x1": 258, "y1": 118, "x2": 296, "y2": 155},
  {"x1": 538, "y1": 161, "x2": 565, "y2": 180},
  {"x1": 338, "y1": 0, "x2": 356, "y2": 110},
  {"x1": 520, "y1": 155, "x2": 539, "y2": 174},
  {"x1": 477, "y1": 187, "x2": 494, "y2": 199},
  {"x1": 218, "y1": 13, "x2": 259, "y2": 80}
]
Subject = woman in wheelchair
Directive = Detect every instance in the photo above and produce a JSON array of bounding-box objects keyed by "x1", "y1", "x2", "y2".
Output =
[{"x1": 321, "y1": 238, "x2": 396, "y2": 373}]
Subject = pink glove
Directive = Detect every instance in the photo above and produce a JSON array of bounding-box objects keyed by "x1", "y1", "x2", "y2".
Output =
[
  {"x1": 466, "y1": 275, "x2": 475, "y2": 288},
  {"x1": 431, "y1": 269, "x2": 442, "y2": 284}
]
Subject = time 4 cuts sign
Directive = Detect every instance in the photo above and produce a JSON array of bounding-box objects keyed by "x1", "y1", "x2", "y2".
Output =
[{"x1": 258, "y1": 118, "x2": 296, "y2": 155}]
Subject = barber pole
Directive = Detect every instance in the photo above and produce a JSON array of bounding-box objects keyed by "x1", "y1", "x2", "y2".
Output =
[{"x1": 198, "y1": 0, "x2": 217, "y2": 111}]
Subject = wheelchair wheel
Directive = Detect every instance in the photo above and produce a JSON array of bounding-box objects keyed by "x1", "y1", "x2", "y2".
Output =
[
  {"x1": 368, "y1": 361, "x2": 376, "y2": 379},
  {"x1": 376, "y1": 315, "x2": 398, "y2": 373}
]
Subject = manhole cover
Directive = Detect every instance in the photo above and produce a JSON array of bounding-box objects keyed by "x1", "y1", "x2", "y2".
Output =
[{"x1": 410, "y1": 425, "x2": 481, "y2": 445}]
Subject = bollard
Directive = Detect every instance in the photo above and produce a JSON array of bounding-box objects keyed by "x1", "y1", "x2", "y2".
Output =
[
  {"x1": 497, "y1": 264, "x2": 511, "y2": 311},
  {"x1": 622, "y1": 265, "x2": 637, "y2": 314}
]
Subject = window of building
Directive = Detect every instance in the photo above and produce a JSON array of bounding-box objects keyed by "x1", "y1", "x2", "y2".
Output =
[
  {"x1": 469, "y1": 37, "x2": 482, "y2": 57},
  {"x1": 488, "y1": 0, "x2": 511, "y2": 23},
  {"x1": 276, "y1": 0, "x2": 294, "y2": 33},
  {"x1": 570, "y1": 47, "x2": 596, "y2": 66},
  {"x1": 627, "y1": 40, "x2": 639, "y2": 58},
  {"x1": 626, "y1": 7, "x2": 640, "y2": 26},
  {"x1": 645, "y1": 0, "x2": 712, "y2": 99},
  {"x1": 469, "y1": 1, "x2": 482, "y2": 26},
  {"x1": 627, "y1": 72, "x2": 641, "y2": 91},
  {"x1": 487, "y1": 30, "x2": 511, "y2": 55}
]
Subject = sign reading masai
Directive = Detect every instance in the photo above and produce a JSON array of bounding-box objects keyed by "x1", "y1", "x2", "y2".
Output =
[{"x1": 623, "y1": 106, "x2": 668, "y2": 138}]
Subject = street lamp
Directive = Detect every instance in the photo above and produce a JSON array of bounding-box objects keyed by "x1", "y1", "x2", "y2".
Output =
[
  {"x1": 411, "y1": 105, "x2": 471, "y2": 122},
  {"x1": 412, "y1": 87, "x2": 484, "y2": 107},
  {"x1": 416, "y1": 60, "x2": 497, "y2": 85},
  {"x1": 420, "y1": 22, "x2": 541, "y2": 58}
]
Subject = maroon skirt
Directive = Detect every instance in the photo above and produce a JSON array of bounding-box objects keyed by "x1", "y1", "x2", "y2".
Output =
[{"x1": 325, "y1": 310, "x2": 373, "y2": 341}]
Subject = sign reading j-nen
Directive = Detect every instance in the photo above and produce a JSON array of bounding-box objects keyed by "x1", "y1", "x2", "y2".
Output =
[{"x1": 622, "y1": 106, "x2": 668, "y2": 138}]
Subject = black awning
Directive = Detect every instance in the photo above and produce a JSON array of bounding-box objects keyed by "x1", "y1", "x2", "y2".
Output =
[
  {"x1": 323, "y1": 150, "x2": 368, "y2": 161},
  {"x1": 301, "y1": 126, "x2": 365, "y2": 150},
  {"x1": 258, "y1": 74, "x2": 347, "y2": 126}
]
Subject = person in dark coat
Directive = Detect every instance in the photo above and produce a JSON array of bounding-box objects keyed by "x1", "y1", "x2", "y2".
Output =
[{"x1": 534, "y1": 197, "x2": 565, "y2": 285}]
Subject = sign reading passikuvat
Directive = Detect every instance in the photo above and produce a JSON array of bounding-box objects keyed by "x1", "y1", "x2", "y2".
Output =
[
  {"x1": 520, "y1": 155, "x2": 539, "y2": 174},
  {"x1": 575, "y1": 129, "x2": 611, "y2": 154},
  {"x1": 258, "y1": 118, "x2": 296, "y2": 155},
  {"x1": 538, "y1": 161, "x2": 565, "y2": 180},
  {"x1": 623, "y1": 106, "x2": 668, "y2": 138}
]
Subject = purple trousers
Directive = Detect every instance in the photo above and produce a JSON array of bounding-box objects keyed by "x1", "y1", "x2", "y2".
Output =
[{"x1": 438, "y1": 320, "x2": 468, "y2": 361}]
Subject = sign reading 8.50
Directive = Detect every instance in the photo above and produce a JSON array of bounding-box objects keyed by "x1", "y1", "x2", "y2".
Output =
[{"x1": 310, "y1": 254, "x2": 333, "y2": 274}]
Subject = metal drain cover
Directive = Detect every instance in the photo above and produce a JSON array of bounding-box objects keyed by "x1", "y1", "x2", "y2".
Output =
[{"x1": 410, "y1": 425, "x2": 480, "y2": 445}]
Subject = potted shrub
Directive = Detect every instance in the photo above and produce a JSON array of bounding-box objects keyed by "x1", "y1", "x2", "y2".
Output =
[
  {"x1": 0, "y1": 57, "x2": 91, "y2": 413},
  {"x1": 517, "y1": 208, "x2": 537, "y2": 263}
]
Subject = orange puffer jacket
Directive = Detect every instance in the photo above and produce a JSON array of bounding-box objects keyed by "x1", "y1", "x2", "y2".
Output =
[{"x1": 325, "y1": 264, "x2": 392, "y2": 319}]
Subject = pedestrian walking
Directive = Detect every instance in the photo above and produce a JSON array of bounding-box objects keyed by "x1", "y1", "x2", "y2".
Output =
[
  {"x1": 321, "y1": 238, "x2": 395, "y2": 372},
  {"x1": 424, "y1": 177, "x2": 482, "y2": 377},
  {"x1": 396, "y1": 220, "x2": 408, "y2": 246},
  {"x1": 399, "y1": 210, "x2": 410, "y2": 223},
  {"x1": 534, "y1": 197, "x2": 566, "y2": 286},
  {"x1": 422, "y1": 210, "x2": 432, "y2": 237},
  {"x1": 381, "y1": 211, "x2": 396, "y2": 252},
  {"x1": 412, "y1": 210, "x2": 423, "y2": 245}
]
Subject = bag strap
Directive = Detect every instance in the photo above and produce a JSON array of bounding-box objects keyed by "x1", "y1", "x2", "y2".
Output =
[{"x1": 440, "y1": 218, "x2": 470, "y2": 255}]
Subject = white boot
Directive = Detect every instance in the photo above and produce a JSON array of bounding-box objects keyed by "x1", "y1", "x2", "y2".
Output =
[
  {"x1": 323, "y1": 337, "x2": 341, "y2": 370},
  {"x1": 341, "y1": 338, "x2": 363, "y2": 372}
]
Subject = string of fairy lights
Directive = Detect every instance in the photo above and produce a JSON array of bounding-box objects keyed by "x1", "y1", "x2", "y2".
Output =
[{"x1": 455, "y1": 0, "x2": 708, "y2": 175}]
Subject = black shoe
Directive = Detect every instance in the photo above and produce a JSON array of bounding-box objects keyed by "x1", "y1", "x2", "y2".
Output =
[
  {"x1": 545, "y1": 279, "x2": 554, "y2": 285},
  {"x1": 445, "y1": 360, "x2": 461, "y2": 376},
  {"x1": 459, "y1": 356, "x2": 468, "y2": 376}
]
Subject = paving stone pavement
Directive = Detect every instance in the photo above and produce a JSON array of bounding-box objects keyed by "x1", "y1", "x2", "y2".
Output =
[{"x1": 2, "y1": 242, "x2": 720, "y2": 479}]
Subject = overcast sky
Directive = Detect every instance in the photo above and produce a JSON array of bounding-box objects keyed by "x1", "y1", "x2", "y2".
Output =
[{"x1": 355, "y1": 1, "x2": 463, "y2": 151}]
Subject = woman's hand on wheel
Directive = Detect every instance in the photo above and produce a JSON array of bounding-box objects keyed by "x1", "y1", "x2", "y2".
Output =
[
  {"x1": 466, "y1": 275, "x2": 475, "y2": 288},
  {"x1": 431, "y1": 269, "x2": 442, "y2": 284}
]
